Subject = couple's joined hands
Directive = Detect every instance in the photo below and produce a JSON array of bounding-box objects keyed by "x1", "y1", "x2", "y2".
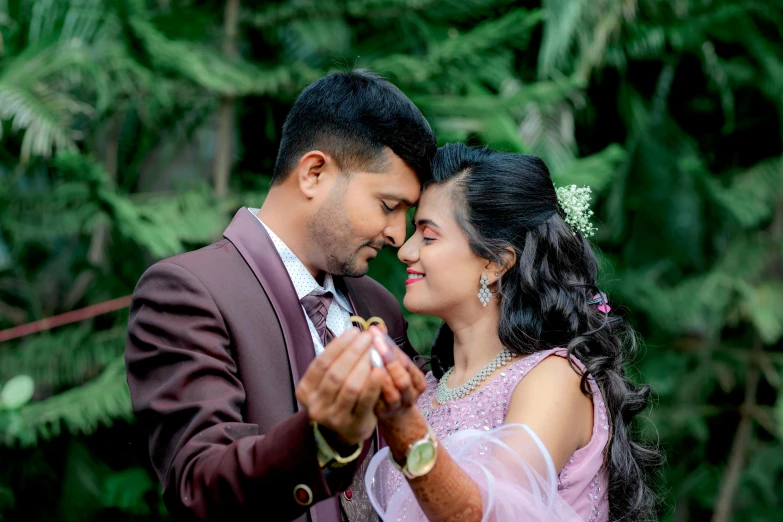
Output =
[{"x1": 295, "y1": 326, "x2": 427, "y2": 448}]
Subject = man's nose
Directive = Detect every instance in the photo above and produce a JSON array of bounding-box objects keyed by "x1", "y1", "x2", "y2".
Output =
[{"x1": 384, "y1": 213, "x2": 407, "y2": 248}]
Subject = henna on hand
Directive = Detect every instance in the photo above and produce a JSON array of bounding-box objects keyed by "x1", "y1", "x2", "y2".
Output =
[{"x1": 379, "y1": 408, "x2": 484, "y2": 522}]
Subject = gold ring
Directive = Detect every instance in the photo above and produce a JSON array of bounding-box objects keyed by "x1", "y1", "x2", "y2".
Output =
[{"x1": 349, "y1": 315, "x2": 386, "y2": 332}]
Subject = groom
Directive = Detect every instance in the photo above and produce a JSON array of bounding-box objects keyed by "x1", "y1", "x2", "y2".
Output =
[{"x1": 125, "y1": 70, "x2": 436, "y2": 522}]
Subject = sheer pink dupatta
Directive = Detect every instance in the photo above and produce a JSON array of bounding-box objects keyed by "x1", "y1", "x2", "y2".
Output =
[{"x1": 365, "y1": 424, "x2": 581, "y2": 521}]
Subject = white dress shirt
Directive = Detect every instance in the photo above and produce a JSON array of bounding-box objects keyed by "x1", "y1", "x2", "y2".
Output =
[{"x1": 248, "y1": 208, "x2": 353, "y2": 356}]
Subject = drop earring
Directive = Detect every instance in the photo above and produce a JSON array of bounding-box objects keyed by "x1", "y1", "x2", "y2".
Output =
[{"x1": 478, "y1": 274, "x2": 492, "y2": 306}]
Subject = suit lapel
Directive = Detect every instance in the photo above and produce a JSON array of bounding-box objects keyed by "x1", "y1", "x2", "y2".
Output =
[
  {"x1": 224, "y1": 208, "x2": 341, "y2": 522},
  {"x1": 336, "y1": 277, "x2": 370, "y2": 321},
  {"x1": 223, "y1": 207, "x2": 316, "y2": 398}
]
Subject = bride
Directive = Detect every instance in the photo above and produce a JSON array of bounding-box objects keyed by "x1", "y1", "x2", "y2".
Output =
[{"x1": 366, "y1": 143, "x2": 660, "y2": 521}]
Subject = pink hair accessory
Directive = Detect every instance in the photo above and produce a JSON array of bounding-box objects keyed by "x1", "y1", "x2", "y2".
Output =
[{"x1": 588, "y1": 293, "x2": 611, "y2": 313}]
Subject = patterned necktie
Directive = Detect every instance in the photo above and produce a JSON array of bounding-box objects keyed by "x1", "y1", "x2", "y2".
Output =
[{"x1": 300, "y1": 291, "x2": 336, "y2": 346}]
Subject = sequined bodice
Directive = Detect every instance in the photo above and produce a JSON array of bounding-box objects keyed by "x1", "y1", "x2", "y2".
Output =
[
  {"x1": 387, "y1": 348, "x2": 610, "y2": 521},
  {"x1": 421, "y1": 351, "x2": 546, "y2": 437}
]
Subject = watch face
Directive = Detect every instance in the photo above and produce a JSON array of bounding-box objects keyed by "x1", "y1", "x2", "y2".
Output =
[{"x1": 407, "y1": 440, "x2": 437, "y2": 476}]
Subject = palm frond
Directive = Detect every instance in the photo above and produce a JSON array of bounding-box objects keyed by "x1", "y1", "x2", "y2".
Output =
[
  {"x1": 552, "y1": 144, "x2": 625, "y2": 195},
  {"x1": 0, "y1": 326, "x2": 126, "y2": 390},
  {"x1": 0, "y1": 40, "x2": 107, "y2": 161},
  {"x1": 610, "y1": 235, "x2": 774, "y2": 338},
  {"x1": 114, "y1": 186, "x2": 226, "y2": 257},
  {"x1": 519, "y1": 101, "x2": 576, "y2": 173},
  {"x1": 124, "y1": 15, "x2": 322, "y2": 97},
  {"x1": 58, "y1": 440, "x2": 157, "y2": 522},
  {"x1": 706, "y1": 157, "x2": 782, "y2": 230},
  {"x1": 0, "y1": 356, "x2": 131, "y2": 448},
  {"x1": 537, "y1": 0, "x2": 593, "y2": 78},
  {"x1": 411, "y1": 76, "x2": 584, "y2": 117},
  {"x1": 370, "y1": 8, "x2": 544, "y2": 85},
  {"x1": 26, "y1": 0, "x2": 106, "y2": 45},
  {"x1": 245, "y1": 0, "x2": 436, "y2": 28},
  {"x1": 0, "y1": 81, "x2": 82, "y2": 161},
  {"x1": 245, "y1": 0, "x2": 515, "y2": 29},
  {"x1": 739, "y1": 282, "x2": 783, "y2": 345}
]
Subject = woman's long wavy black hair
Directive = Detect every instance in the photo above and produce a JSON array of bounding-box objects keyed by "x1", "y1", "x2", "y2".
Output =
[{"x1": 427, "y1": 143, "x2": 661, "y2": 521}]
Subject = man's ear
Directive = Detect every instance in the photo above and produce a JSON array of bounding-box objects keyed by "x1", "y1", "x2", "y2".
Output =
[
  {"x1": 484, "y1": 247, "x2": 517, "y2": 284},
  {"x1": 295, "y1": 150, "x2": 336, "y2": 199}
]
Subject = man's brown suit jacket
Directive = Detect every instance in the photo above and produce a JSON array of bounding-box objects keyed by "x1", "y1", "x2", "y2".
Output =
[{"x1": 125, "y1": 208, "x2": 416, "y2": 521}]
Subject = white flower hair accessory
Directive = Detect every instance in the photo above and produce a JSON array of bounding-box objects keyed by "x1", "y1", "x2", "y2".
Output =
[{"x1": 555, "y1": 184, "x2": 596, "y2": 236}]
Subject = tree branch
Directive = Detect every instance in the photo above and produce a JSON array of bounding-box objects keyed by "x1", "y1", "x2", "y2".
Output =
[
  {"x1": 64, "y1": 117, "x2": 122, "y2": 308},
  {"x1": 213, "y1": 0, "x2": 240, "y2": 198},
  {"x1": 711, "y1": 335, "x2": 762, "y2": 522}
]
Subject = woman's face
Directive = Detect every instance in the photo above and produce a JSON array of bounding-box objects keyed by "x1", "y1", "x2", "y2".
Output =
[{"x1": 398, "y1": 184, "x2": 491, "y2": 319}]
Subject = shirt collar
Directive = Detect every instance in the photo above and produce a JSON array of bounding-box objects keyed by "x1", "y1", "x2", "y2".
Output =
[{"x1": 248, "y1": 208, "x2": 351, "y2": 309}]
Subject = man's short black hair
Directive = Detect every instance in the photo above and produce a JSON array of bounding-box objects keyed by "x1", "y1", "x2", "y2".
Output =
[{"x1": 272, "y1": 70, "x2": 436, "y2": 184}]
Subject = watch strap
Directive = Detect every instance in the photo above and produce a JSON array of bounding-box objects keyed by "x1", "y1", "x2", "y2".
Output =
[
  {"x1": 388, "y1": 424, "x2": 438, "y2": 479},
  {"x1": 312, "y1": 422, "x2": 362, "y2": 469}
]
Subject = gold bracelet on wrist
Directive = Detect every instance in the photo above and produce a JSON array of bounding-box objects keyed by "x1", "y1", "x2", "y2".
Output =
[{"x1": 312, "y1": 422, "x2": 362, "y2": 469}]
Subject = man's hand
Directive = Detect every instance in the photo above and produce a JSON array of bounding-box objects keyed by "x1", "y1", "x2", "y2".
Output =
[{"x1": 295, "y1": 328, "x2": 385, "y2": 446}]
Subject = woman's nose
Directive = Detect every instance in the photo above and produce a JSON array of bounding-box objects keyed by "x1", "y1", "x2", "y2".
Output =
[{"x1": 398, "y1": 235, "x2": 418, "y2": 264}]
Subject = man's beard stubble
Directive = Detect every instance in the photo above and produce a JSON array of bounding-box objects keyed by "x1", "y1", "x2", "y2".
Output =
[{"x1": 307, "y1": 201, "x2": 382, "y2": 278}]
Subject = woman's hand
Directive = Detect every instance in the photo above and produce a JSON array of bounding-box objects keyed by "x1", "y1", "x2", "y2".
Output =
[{"x1": 369, "y1": 325, "x2": 428, "y2": 421}]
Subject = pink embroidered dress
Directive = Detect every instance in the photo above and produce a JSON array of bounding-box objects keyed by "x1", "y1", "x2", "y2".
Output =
[{"x1": 366, "y1": 348, "x2": 610, "y2": 521}]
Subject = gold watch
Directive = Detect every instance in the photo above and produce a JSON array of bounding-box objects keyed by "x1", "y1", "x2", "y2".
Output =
[
  {"x1": 388, "y1": 425, "x2": 438, "y2": 479},
  {"x1": 312, "y1": 422, "x2": 362, "y2": 469}
]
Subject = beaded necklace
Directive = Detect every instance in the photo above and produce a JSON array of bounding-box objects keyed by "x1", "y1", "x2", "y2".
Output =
[{"x1": 436, "y1": 347, "x2": 516, "y2": 404}]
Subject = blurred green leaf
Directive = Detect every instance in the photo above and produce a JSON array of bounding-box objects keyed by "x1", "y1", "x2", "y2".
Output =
[
  {"x1": 707, "y1": 157, "x2": 782, "y2": 229},
  {"x1": 0, "y1": 376, "x2": 35, "y2": 410},
  {"x1": 552, "y1": 143, "x2": 625, "y2": 194},
  {"x1": 739, "y1": 283, "x2": 783, "y2": 345},
  {"x1": 0, "y1": 357, "x2": 131, "y2": 447},
  {"x1": 102, "y1": 467, "x2": 154, "y2": 515}
]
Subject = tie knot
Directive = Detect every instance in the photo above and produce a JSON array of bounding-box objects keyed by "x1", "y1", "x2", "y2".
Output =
[
  {"x1": 300, "y1": 291, "x2": 334, "y2": 317},
  {"x1": 300, "y1": 291, "x2": 336, "y2": 347}
]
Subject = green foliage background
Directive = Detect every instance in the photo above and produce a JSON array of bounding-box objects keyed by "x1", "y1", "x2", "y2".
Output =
[{"x1": 1, "y1": 0, "x2": 782, "y2": 520}]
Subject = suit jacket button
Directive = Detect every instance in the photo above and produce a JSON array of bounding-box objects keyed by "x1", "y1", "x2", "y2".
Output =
[
  {"x1": 293, "y1": 484, "x2": 313, "y2": 506},
  {"x1": 343, "y1": 488, "x2": 353, "y2": 501}
]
